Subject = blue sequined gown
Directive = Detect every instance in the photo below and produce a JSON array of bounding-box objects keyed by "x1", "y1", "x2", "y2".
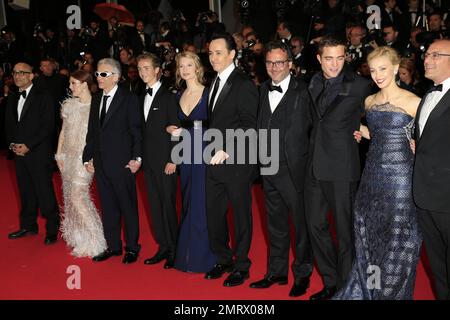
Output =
[
  {"x1": 334, "y1": 103, "x2": 422, "y2": 300},
  {"x1": 174, "y1": 88, "x2": 217, "y2": 272}
]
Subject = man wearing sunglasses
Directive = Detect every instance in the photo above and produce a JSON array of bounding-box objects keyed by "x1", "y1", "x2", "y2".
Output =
[
  {"x1": 5, "y1": 62, "x2": 60, "y2": 245},
  {"x1": 83, "y1": 58, "x2": 143, "y2": 264}
]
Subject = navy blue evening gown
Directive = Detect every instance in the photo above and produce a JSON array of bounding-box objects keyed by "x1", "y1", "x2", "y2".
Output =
[{"x1": 174, "y1": 88, "x2": 217, "y2": 272}]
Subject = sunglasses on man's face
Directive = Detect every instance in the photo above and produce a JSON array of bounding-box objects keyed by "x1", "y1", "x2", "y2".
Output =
[{"x1": 95, "y1": 71, "x2": 116, "y2": 78}]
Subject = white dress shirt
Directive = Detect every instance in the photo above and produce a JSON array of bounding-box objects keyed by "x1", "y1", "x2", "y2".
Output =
[
  {"x1": 210, "y1": 63, "x2": 235, "y2": 111},
  {"x1": 99, "y1": 84, "x2": 119, "y2": 117},
  {"x1": 269, "y1": 74, "x2": 291, "y2": 113},
  {"x1": 418, "y1": 77, "x2": 450, "y2": 136},
  {"x1": 144, "y1": 81, "x2": 162, "y2": 121},
  {"x1": 17, "y1": 84, "x2": 33, "y2": 122}
]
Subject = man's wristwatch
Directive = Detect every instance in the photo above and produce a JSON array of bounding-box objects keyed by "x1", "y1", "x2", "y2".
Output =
[{"x1": 135, "y1": 157, "x2": 142, "y2": 164}]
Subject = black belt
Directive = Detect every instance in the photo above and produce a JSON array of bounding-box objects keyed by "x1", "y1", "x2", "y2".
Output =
[{"x1": 180, "y1": 120, "x2": 209, "y2": 129}]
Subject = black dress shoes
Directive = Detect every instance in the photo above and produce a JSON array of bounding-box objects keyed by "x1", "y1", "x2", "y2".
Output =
[
  {"x1": 144, "y1": 250, "x2": 168, "y2": 265},
  {"x1": 289, "y1": 277, "x2": 310, "y2": 297},
  {"x1": 250, "y1": 276, "x2": 288, "y2": 288},
  {"x1": 205, "y1": 263, "x2": 234, "y2": 280},
  {"x1": 122, "y1": 250, "x2": 139, "y2": 264},
  {"x1": 309, "y1": 286, "x2": 337, "y2": 300},
  {"x1": 92, "y1": 249, "x2": 123, "y2": 262},
  {"x1": 44, "y1": 234, "x2": 57, "y2": 245},
  {"x1": 8, "y1": 228, "x2": 38, "y2": 239},
  {"x1": 223, "y1": 270, "x2": 250, "y2": 287},
  {"x1": 164, "y1": 255, "x2": 175, "y2": 269}
]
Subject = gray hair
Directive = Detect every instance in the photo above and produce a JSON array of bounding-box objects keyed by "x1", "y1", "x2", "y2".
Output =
[{"x1": 97, "y1": 58, "x2": 122, "y2": 78}]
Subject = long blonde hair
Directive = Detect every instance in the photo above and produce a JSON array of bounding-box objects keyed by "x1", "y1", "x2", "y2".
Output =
[{"x1": 175, "y1": 51, "x2": 204, "y2": 89}]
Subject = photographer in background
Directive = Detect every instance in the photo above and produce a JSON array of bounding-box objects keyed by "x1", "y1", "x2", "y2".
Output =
[
  {"x1": 60, "y1": 28, "x2": 82, "y2": 71},
  {"x1": 0, "y1": 26, "x2": 23, "y2": 70},
  {"x1": 193, "y1": 10, "x2": 226, "y2": 51},
  {"x1": 109, "y1": 16, "x2": 130, "y2": 60},
  {"x1": 81, "y1": 19, "x2": 110, "y2": 63}
]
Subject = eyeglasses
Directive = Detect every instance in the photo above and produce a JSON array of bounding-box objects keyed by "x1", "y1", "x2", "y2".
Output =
[
  {"x1": 265, "y1": 60, "x2": 289, "y2": 68},
  {"x1": 12, "y1": 70, "x2": 32, "y2": 76},
  {"x1": 95, "y1": 71, "x2": 116, "y2": 78},
  {"x1": 424, "y1": 52, "x2": 450, "y2": 60}
]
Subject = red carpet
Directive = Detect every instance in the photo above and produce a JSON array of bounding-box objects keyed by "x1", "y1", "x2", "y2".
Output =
[{"x1": 0, "y1": 153, "x2": 435, "y2": 300}]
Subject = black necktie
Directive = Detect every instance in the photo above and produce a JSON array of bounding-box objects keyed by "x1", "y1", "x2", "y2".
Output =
[
  {"x1": 146, "y1": 87, "x2": 153, "y2": 96},
  {"x1": 100, "y1": 95, "x2": 110, "y2": 125},
  {"x1": 427, "y1": 84, "x2": 442, "y2": 94},
  {"x1": 19, "y1": 91, "x2": 26, "y2": 99},
  {"x1": 316, "y1": 80, "x2": 330, "y2": 116},
  {"x1": 210, "y1": 76, "x2": 221, "y2": 110},
  {"x1": 268, "y1": 84, "x2": 283, "y2": 93}
]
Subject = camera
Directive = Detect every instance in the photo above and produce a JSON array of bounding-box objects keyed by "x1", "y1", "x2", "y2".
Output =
[
  {"x1": 238, "y1": 39, "x2": 256, "y2": 77},
  {"x1": 363, "y1": 29, "x2": 386, "y2": 48},
  {"x1": 33, "y1": 23, "x2": 44, "y2": 38}
]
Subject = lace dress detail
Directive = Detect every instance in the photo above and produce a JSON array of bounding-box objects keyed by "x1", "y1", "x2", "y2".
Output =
[
  {"x1": 59, "y1": 98, "x2": 107, "y2": 257},
  {"x1": 334, "y1": 102, "x2": 422, "y2": 300}
]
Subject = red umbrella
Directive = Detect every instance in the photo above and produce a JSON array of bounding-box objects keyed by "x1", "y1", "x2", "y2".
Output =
[{"x1": 93, "y1": 3, "x2": 135, "y2": 25}]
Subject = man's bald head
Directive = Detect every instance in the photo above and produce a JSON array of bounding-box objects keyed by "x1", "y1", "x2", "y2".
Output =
[
  {"x1": 12, "y1": 62, "x2": 34, "y2": 90},
  {"x1": 424, "y1": 39, "x2": 450, "y2": 84}
]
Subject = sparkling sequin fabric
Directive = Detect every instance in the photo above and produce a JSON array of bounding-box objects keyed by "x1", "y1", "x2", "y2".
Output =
[
  {"x1": 334, "y1": 103, "x2": 422, "y2": 300},
  {"x1": 59, "y1": 98, "x2": 107, "y2": 257}
]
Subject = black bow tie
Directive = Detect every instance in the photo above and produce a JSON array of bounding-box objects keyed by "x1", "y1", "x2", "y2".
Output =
[
  {"x1": 146, "y1": 88, "x2": 153, "y2": 96},
  {"x1": 428, "y1": 84, "x2": 443, "y2": 93},
  {"x1": 19, "y1": 91, "x2": 27, "y2": 99},
  {"x1": 268, "y1": 84, "x2": 282, "y2": 93}
]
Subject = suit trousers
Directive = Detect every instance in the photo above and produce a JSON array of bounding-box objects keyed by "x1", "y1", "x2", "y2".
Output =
[
  {"x1": 418, "y1": 208, "x2": 450, "y2": 300},
  {"x1": 95, "y1": 167, "x2": 140, "y2": 252},
  {"x1": 305, "y1": 167, "x2": 357, "y2": 289},
  {"x1": 206, "y1": 169, "x2": 253, "y2": 272},
  {"x1": 143, "y1": 165, "x2": 178, "y2": 254},
  {"x1": 15, "y1": 158, "x2": 59, "y2": 235},
  {"x1": 262, "y1": 164, "x2": 313, "y2": 280}
]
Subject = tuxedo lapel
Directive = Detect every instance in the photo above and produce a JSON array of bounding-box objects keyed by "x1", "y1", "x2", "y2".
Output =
[
  {"x1": 307, "y1": 78, "x2": 322, "y2": 119},
  {"x1": 420, "y1": 89, "x2": 450, "y2": 139},
  {"x1": 145, "y1": 86, "x2": 165, "y2": 124},
  {"x1": 102, "y1": 88, "x2": 123, "y2": 127},
  {"x1": 18, "y1": 87, "x2": 36, "y2": 122},
  {"x1": 212, "y1": 69, "x2": 236, "y2": 115},
  {"x1": 414, "y1": 93, "x2": 428, "y2": 140},
  {"x1": 322, "y1": 77, "x2": 352, "y2": 117},
  {"x1": 283, "y1": 79, "x2": 299, "y2": 129}
]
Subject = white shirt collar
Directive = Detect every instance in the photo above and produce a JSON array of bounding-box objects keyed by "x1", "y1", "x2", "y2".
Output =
[
  {"x1": 103, "y1": 84, "x2": 119, "y2": 99},
  {"x1": 217, "y1": 63, "x2": 235, "y2": 82},
  {"x1": 146, "y1": 80, "x2": 162, "y2": 93},
  {"x1": 272, "y1": 74, "x2": 291, "y2": 93},
  {"x1": 436, "y1": 76, "x2": 450, "y2": 92}
]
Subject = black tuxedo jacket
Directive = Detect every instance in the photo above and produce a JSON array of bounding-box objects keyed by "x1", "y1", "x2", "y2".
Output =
[
  {"x1": 5, "y1": 86, "x2": 55, "y2": 166},
  {"x1": 258, "y1": 78, "x2": 311, "y2": 192},
  {"x1": 307, "y1": 70, "x2": 371, "y2": 181},
  {"x1": 207, "y1": 68, "x2": 259, "y2": 183},
  {"x1": 131, "y1": 31, "x2": 152, "y2": 55},
  {"x1": 413, "y1": 88, "x2": 450, "y2": 214},
  {"x1": 82, "y1": 86, "x2": 142, "y2": 177},
  {"x1": 140, "y1": 85, "x2": 179, "y2": 171}
]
